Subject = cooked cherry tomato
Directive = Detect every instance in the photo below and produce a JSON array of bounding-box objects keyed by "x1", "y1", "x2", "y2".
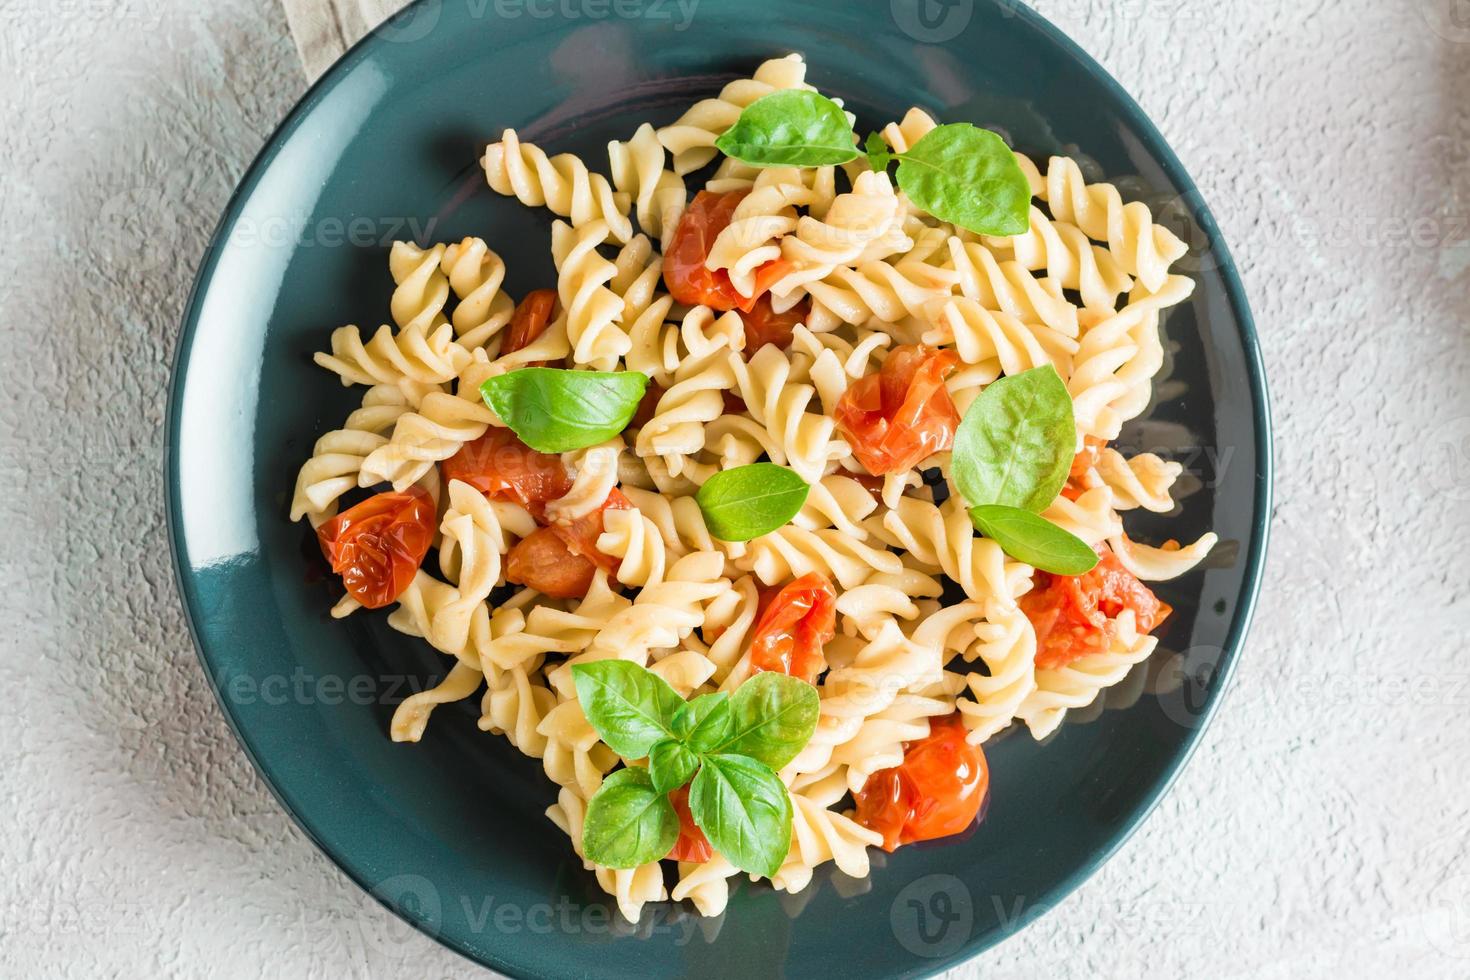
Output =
[
  {"x1": 740, "y1": 292, "x2": 809, "y2": 356},
  {"x1": 667, "y1": 784, "x2": 713, "y2": 863},
  {"x1": 316, "y1": 487, "x2": 435, "y2": 608},
  {"x1": 441, "y1": 428, "x2": 571, "y2": 515},
  {"x1": 503, "y1": 289, "x2": 558, "y2": 356},
  {"x1": 1021, "y1": 543, "x2": 1173, "y2": 669},
  {"x1": 663, "y1": 191, "x2": 785, "y2": 313},
  {"x1": 747, "y1": 572, "x2": 837, "y2": 684},
  {"x1": 664, "y1": 191, "x2": 748, "y2": 311},
  {"x1": 834, "y1": 345, "x2": 961, "y2": 476},
  {"x1": 629, "y1": 383, "x2": 665, "y2": 430},
  {"x1": 853, "y1": 713, "x2": 988, "y2": 852},
  {"x1": 505, "y1": 527, "x2": 598, "y2": 598},
  {"x1": 549, "y1": 488, "x2": 631, "y2": 573},
  {"x1": 1061, "y1": 435, "x2": 1106, "y2": 501}
]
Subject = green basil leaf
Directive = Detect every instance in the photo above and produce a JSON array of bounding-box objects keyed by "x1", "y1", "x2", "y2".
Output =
[
  {"x1": 648, "y1": 739, "x2": 700, "y2": 795},
  {"x1": 480, "y1": 367, "x2": 648, "y2": 453},
  {"x1": 673, "y1": 692, "x2": 731, "y2": 744},
  {"x1": 581, "y1": 767, "x2": 680, "y2": 869},
  {"x1": 689, "y1": 754, "x2": 793, "y2": 877},
  {"x1": 714, "y1": 90, "x2": 861, "y2": 167},
  {"x1": 969, "y1": 504, "x2": 1100, "y2": 575},
  {"x1": 571, "y1": 660, "x2": 683, "y2": 759},
  {"x1": 695, "y1": 463, "x2": 810, "y2": 542},
  {"x1": 894, "y1": 123, "x2": 1031, "y2": 236},
  {"x1": 700, "y1": 672, "x2": 819, "y2": 770},
  {"x1": 864, "y1": 130, "x2": 893, "y2": 172},
  {"x1": 951, "y1": 365, "x2": 1074, "y2": 513}
]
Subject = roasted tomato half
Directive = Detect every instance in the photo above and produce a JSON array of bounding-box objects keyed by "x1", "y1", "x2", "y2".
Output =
[
  {"x1": 834, "y1": 344, "x2": 961, "y2": 476},
  {"x1": 440, "y1": 428, "x2": 571, "y2": 515},
  {"x1": 667, "y1": 784, "x2": 714, "y2": 863},
  {"x1": 747, "y1": 572, "x2": 837, "y2": 685},
  {"x1": 664, "y1": 190, "x2": 786, "y2": 313},
  {"x1": 503, "y1": 288, "x2": 558, "y2": 356},
  {"x1": 316, "y1": 487, "x2": 435, "y2": 608},
  {"x1": 854, "y1": 713, "x2": 989, "y2": 852},
  {"x1": 1021, "y1": 543, "x2": 1172, "y2": 669}
]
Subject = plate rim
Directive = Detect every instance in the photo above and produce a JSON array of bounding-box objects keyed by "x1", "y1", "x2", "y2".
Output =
[{"x1": 165, "y1": 1, "x2": 1274, "y2": 975}]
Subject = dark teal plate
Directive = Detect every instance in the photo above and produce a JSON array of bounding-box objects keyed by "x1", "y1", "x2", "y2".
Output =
[{"x1": 167, "y1": 1, "x2": 1271, "y2": 975}]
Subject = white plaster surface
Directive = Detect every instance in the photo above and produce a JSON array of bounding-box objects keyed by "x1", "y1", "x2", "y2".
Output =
[{"x1": 2, "y1": 0, "x2": 1469, "y2": 976}]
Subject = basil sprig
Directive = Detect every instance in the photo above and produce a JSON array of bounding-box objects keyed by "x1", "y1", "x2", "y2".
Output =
[
  {"x1": 581, "y1": 768, "x2": 679, "y2": 870},
  {"x1": 714, "y1": 90, "x2": 860, "y2": 167},
  {"x1": 714, "y1": 92, "x2": 1029, "y2": 235},
  {"x1": 695, "y1": 463, "x2": 810, "y2": 542},
  {"x1": 480, "y1": 367, "x2": 648, "y2": 454},
  {"x1": 952, "y1": 365, "x2": 1074, "y2": 512},
  {"x1": 882, "y1": 124, "x2": 1031, "y2": 237},
  {"x1": 970, "y1": 505, "x2": 1100, "y2": 576},
  {"x1": 950, "y1": 365, "x2": 1099, "y2": 575},
  {"x1": 571, "y1": 661, "x2": 819, "y2": 876}
]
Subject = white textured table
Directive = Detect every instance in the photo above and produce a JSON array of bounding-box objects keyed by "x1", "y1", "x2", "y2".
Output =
[{"x1": 5, "y1": 0, "x2": 1469, "y2": 976}]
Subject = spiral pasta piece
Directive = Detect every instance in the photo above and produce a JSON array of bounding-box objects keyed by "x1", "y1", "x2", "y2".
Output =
[
  {"x1": 1037, "y1": 155, "x2": 1188, "y2": 292},
  {"x1": 706, "y1": 167, "x2": 816, "y2": 297},
  {"x1": 987, "y1": 206, "x2": 1133, "y2": 312},
  {"x1": 482, "y1": 129, "x2": 633, "y2": 243},
  {"x1": 545, "y1": 437, "x2": 624, "y2": 526},
  {"x1": 537, "y1": 698, "x2": 621, "y2": 799},
  {"x1": 879, "y1": 106, "x2": 938, "y2": 154},
  {"x1": 947, "y1": 236, "x2": 1078, "y2": 336},
  {"x1": 957, "y1": 600, "x2": 1038, "y2": 743},
  {"x1": 827, "y1": 686, "x2": 960, "y2": 792},
  {"x1": 626, "y1": 302, "x2": 745, "y2": 389},
  {"x1": 804, "y1": 260, "x2": 959, "y2": 332},
  {"x1": 440, "y1": 236, "x2": 516, "y2": 350},
  {"x1": 875, "y1": 496, "x2": 1033, "y2": 604},
  {"x1": 289, "y1": 382, "x2": 427, "y2": 525},
  {"x1": 696, "y1": 573, "x2": 760, "y2": 683},
  {"x1": 1042, "y1": 485, "x2": 1123, "y2": 546},
  {"x1": 737, "y1": 524, "x2": 903, "y2": 592},
  {"x1": 478, "y1": 664, "x2": 557, "y2": 757},
  {"x1": 648, "y1": 649, "x2": 717, "y2": 698},
  {"x1": 356, "y1": 348, "x2": 500, "y2": 491},
  {"x1": 389, "y1": 662, "x2": 483, "y2": 744},
  {"x1": 770, "y1": 171, "x2": 910, "y2": 300},
  {"x1": 314, "y1": 319, "x2": 469, "y2": 388},
  {"x1": 656, "y1": 53, "x2": 815, "y2": 174},
  {"x1": 548, "y1": 551, "x2": 727, "y2": 697},
  {"x1": 727, "y1": 345, "x2": 849, "y2": 483},
  {"x1": 925, "y1": 296, "x2": 1079, "y2": 376},
  {"x1": 1108, "y1": 531, "x2": 1218, "y2": 581},
  {"x1": 480, "y1": 574, "x2": 631, "y2": 672},
  {"x1": 431, "y1": 480, "x2": 536, "y2": 653},
  {"x1": 770, "y1": 792, "x2": 883, "y2": 894},
  {"x1": 608, "y1": 122, "x2": 687, "y2": 248},
  {"x1": 1018, "y1": 610, "x2": 1158, "y2": 738},
  {"x1": 1093, "y1": 448, "x2": 1182, "y2": 512},
  {"x1": 388, "y1": 241, "x2": 451, "y2": 333},
  {"x1": 672, "y1": 856, "x2": 739, "y2": 917},
  {"x1": 1067, "y1": 275, "x2": 1194, "y2": 441},
  {"x1": 551, "y1": 219, "x2": 630, "y2": 370},
  {"x1": 596, "y1": 506, "x2": 668, "y2": 589},
  {"x1": 635, "y1": 345, "x2": 739, "y2": 477}
]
